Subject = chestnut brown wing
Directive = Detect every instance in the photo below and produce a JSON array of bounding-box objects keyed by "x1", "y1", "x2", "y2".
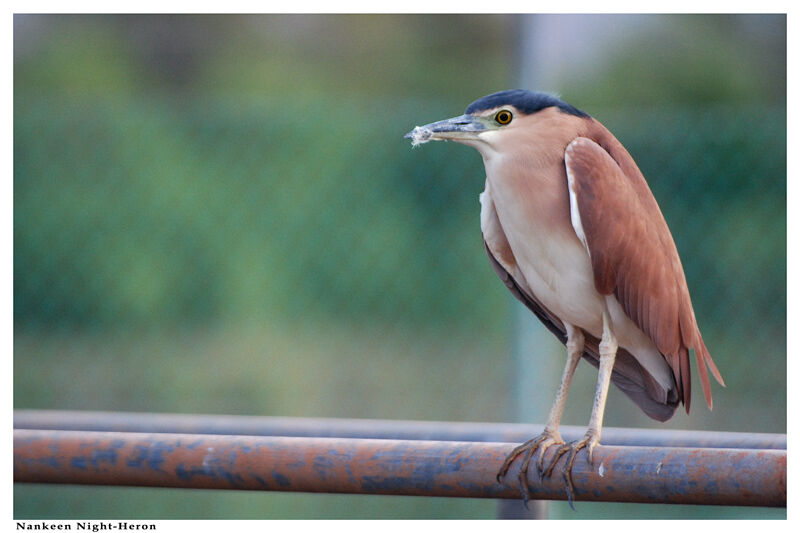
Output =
[{"x1": 565, "y1": 136, "x2": 724, "y2": 412}]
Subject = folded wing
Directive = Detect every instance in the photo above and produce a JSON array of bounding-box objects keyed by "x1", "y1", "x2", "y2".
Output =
[{"x1": 564, "y1": 135, "x2": 724, "y2": 412}]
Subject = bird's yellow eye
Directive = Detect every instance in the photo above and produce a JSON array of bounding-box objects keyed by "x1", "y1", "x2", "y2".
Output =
[{"x1": 495, "y1": 110, "x2": 513, "y2": 125}]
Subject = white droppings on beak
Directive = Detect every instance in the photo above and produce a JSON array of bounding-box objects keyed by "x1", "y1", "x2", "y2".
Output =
[{"x1": 407, "y1": 126, "x2": 433, "y2": 147}]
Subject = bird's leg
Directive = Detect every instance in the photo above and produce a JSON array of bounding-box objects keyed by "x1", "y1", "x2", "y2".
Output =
[
  {"x1": 549, "y1": 310, "x2": 617, "y2": 508},
  {"x1": 496, "y1": 324, "x2": 584, "y2": 504}
]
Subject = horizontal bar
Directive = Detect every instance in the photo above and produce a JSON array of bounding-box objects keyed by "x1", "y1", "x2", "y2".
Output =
[
  {"x1": 13, "y1": 410, "x2": 786, "y2": 450},
  {"x1": 14, "y1": 429, "x2": 786, "y2": 507}
]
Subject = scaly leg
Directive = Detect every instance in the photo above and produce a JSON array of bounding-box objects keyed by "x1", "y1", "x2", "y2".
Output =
[
  {"x1": 547, "y1": 310, "x2": 618, "y2": 507},
  {"x1": 496, "y1": 324, "x2": 585, "y2": 504}
]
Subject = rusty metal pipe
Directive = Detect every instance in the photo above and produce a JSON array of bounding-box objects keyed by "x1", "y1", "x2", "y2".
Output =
[
  {"x1": 14, "y1": 429, "x2": 785, "y2": 507},
  {"x1": 13, "y1": 409, "x2": 786, "y2": 450}
]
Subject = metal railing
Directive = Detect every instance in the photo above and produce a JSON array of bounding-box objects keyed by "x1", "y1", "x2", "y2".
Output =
[{"x1": 13, "y1": 410, "x2": 786, "y2": 507}]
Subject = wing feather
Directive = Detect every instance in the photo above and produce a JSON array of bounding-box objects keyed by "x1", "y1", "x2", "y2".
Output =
[{"x1": 564, "y1": 134, "x2": 724, "y2": 412}]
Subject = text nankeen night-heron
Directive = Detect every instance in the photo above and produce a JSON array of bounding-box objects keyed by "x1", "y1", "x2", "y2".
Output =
[{"x1": 405, "y1": 90, "x2": 725, "y2": 505}]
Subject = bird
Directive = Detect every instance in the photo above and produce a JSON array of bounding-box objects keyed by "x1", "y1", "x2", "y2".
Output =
[{"x1": 405, "y1": 89, "x2": 724, "y2": 505}]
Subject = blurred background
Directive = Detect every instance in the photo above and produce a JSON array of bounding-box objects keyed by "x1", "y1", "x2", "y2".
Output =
[{"x1": 14, "y1": 14, "x2": 786, "y2": 519}]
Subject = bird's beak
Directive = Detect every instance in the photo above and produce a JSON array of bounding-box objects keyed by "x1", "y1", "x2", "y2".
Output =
[{"x1": 404, "y1": 114, "x2": 490, "y2": 146}]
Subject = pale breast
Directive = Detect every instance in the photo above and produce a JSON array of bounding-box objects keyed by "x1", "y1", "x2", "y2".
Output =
[{"x1": 480, "y1": 174, "x2": 606, "y2": 338}]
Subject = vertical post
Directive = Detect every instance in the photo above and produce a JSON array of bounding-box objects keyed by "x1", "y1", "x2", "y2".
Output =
[{"x1": 496, "y1": 13, "x2": 563, "y2": 520}]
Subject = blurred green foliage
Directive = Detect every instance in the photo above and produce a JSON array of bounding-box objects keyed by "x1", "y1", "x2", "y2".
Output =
[
  {"x1": 14, "y1": 97, "x2": 786, "y2": 343},
  {"x1": 14, "y1": 14, "x2": 785, "y2": 519},
  {"x1": 14, "y1": 95, "x2": 503, "y2": 332}
]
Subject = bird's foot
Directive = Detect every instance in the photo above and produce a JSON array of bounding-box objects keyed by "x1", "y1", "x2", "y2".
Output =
[
  {"x1": 544, "y1": 432, "x2": 600, "y2": 510},
  {"x1": 496, "y1": 430, "x2": 564, "y2": 507}
]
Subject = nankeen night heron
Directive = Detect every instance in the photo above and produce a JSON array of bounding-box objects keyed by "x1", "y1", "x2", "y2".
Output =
[{"x1": 405, "y1": 90, "x2": 725, "y2": 505}]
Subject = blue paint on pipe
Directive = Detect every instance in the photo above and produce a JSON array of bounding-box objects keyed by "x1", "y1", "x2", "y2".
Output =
[
  {"x1": 442, "y1": 449, "x2": 470, "y2": 472},
  {"x1": 313, "y1": 455, "x2": 334, "y2": 481},
  {"x1": 175, "y1": 462, "x2": 215, "y2": 481},
  {"x1": 344, "y1": 461, "x2": 356, "y2": 485},
  {"x1": 218, "y1": 468, "x2": 245, "y2": 487},
  {"x1": 286, "y1": 459, "x2": 305, "y2": 470},
  {"x1": 361, "y1": 475, "x2": 433, "y2": 493},
  {"x1": 271, "y1": 470, "x2": 290, "y2": 487},
  {"x1": 173, "y1": 457, "x2": 245, "y2": 488},
  {"x1": 26, "y1": 456, "x2": 61, "y2": 468},
  {"x1": 252, "y1": 473, "x2": 269, "y2": 487},
  {"x1": 90, "y1": 448, "x2": 118, "y2": 467},
  {"x1": 126, "y1": 441, "x2": 174, "y2": 472}
]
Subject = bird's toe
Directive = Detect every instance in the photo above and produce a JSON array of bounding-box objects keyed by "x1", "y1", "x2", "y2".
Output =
[
  {"x1": 558, "y1": 434, "x2": 601, "y2": 508},
  {"x1": 534, "y1": 435, "x2": 564, "y2": 477},
  {"x1": 496, "y1": 430, "x2": 564, "y2": 504}
]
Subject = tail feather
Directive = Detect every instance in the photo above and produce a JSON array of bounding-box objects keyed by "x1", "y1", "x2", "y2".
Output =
[
  {"x1": 694, "y1": 345, "x2": 712, "y2": 410},
  {"x1": 679, "y1": 346, "x2": 691, "y2": 413},
  {"x1": 699, "y1": 337, "x2": 725, "y2": 387}
]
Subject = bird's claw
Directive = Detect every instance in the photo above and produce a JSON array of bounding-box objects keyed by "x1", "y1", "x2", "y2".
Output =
[
  {"x1": 496, "y1": 431, "x2": 564, "y2": 506},
  {"x1": 549, "y1": 434, "x2": 599, "y2": 510}
]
